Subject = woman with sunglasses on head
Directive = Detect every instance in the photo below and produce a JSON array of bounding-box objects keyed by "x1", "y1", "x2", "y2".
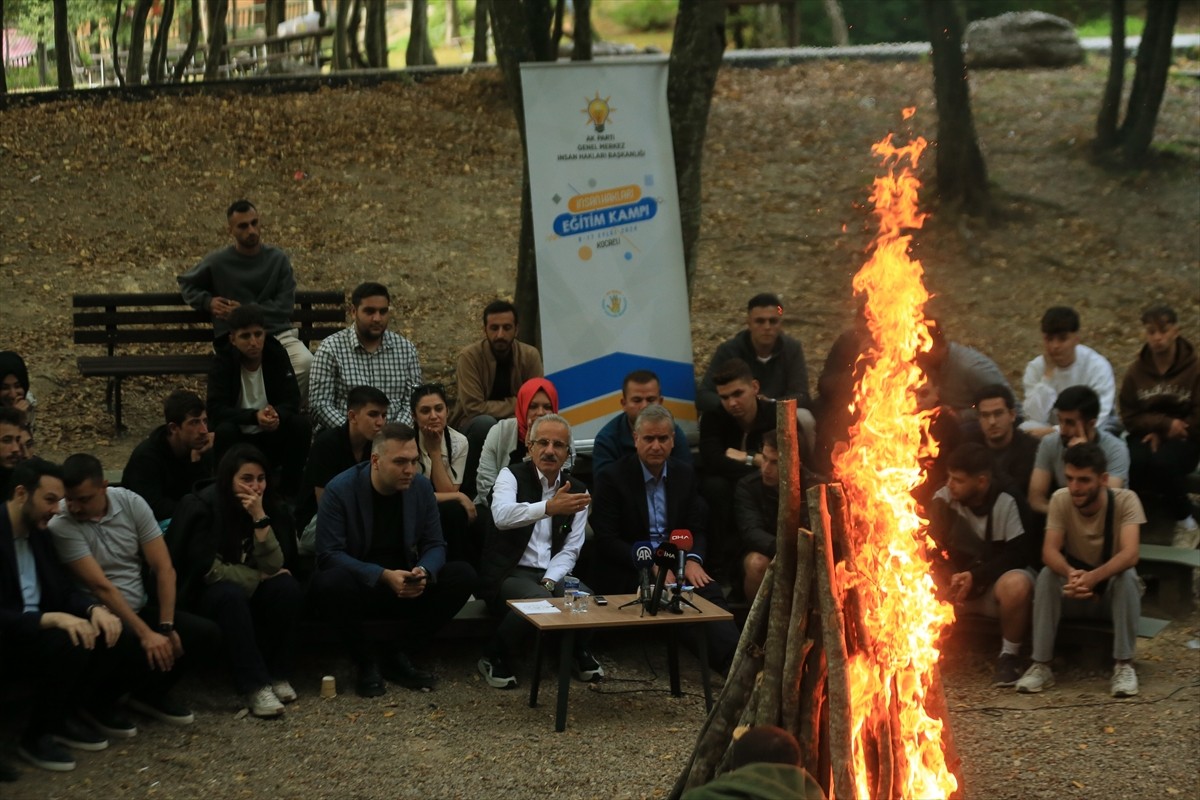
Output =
[
  {"x1": 165, "y1": 444, "x2": 302, "y2": 718},
  {"x1": 411, "y1": 384, "x2": 479, "y2": 564}
]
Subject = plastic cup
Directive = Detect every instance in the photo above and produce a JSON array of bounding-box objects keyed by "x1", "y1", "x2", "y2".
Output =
[{"x1": 572, "y1": 591, "x2": 590, "y2": 613}]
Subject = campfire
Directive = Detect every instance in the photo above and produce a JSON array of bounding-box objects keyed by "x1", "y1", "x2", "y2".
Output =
[{"x1": 672, "y1": 111, "x2": 962, "y2": 800}]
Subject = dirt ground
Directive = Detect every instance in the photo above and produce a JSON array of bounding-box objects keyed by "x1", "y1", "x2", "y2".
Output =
[{"x1": 0, "y1": 56, "x2": 1198, "y2": 798}]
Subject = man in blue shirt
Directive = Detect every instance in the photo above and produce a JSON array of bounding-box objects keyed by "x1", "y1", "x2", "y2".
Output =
[{"x1": 591, "y1": 369, "x2": 692, "y2": 478}]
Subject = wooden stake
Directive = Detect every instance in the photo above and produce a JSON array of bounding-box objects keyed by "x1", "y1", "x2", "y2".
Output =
[
  {"x1": 797, "y1": 638, "x2": 826, "y2": 775},
  {"x1": 809, "y1": 484, "x2": 858, "y2": 800},
  {"x1": 926, "y1": 664, "x2": 964, "y2": 800},
  {"x1": 781, "y1": 529, "x2": 816, "y2": 734}
]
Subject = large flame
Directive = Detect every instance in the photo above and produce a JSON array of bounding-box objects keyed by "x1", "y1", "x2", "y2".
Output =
[{"x1": 831, "y1": 111, "x2": 958, "y2": 799}]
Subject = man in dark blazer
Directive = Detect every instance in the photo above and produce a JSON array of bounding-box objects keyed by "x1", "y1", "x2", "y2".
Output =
[
  {"x1": 311, "y1": 423, "x2": 476, "y2": 697},
  {"x1": 206, "y1": 303, "x2": 311, "y2": 496},
  {"x1": 588, "y1": 405, "x2": 739, "y2": 672}
]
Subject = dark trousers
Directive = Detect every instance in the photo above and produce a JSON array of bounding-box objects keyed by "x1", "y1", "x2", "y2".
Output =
[
  {"x1": 699, "y1": 475, "x2": 740, "y2": 578},
  {"x1": 197, "y1": 575, "x2": 303, "y2": 695},
  {"x1": 459, "y1": 415, "x2": 499, "y2": 501},
  {"x1": 1129, "y1": 436, "x2": 1200, "y2": 521},
  {"x1": 309, "y1": 561, "x2": 476, "y2": 665},
  {"x1": 1, "y1": 628, "x2": 93, "y2": 743},
  {"x1": 485, "y1": 566, "x2": 592, "y2": 660},
  {"x1": 103, "y1": 605, "x2": 221, "y2": 707},
  {"x1": 438, "y1": 500, "x2": 482, "y2": 569},
  {"x1": 213, "y1": 415, "x2": 313, "y2": 498}
]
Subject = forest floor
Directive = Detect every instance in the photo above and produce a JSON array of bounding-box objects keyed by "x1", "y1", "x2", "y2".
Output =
[{"x1": 0, "y1": 56, "x2": 1197, "y2": 799}]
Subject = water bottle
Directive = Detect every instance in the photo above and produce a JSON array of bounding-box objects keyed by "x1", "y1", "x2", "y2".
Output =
[{"x1": 563, "y1": 574, "x2": 580, "y2": 610}]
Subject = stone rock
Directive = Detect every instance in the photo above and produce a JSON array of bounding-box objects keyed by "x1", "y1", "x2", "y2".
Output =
[{"x1": 965, "y1": 11, "x2": 1084, "y2": 69}]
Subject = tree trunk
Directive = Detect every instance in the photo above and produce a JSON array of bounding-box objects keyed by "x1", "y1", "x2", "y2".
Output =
[
  {"x1": 571, "y1": 0, "x2": 592, "y2": 61},
  {"x1": 473, "y1": 0, "x2": 490, "y2": 63},
  {"x1": 924, "y1": 0, "x2": 990, "y2": 217},
  {"x1": 1094, "y1": 0, "x2": 1126, "y2": 151},
  {"x1": 668, "y1": 0, "x2": 727, "y2": 298},
  {"x1": 446, "y1": 0, "x2": 460, "y2": 44},
  {"x1": 349, "y1": 0, "x2": 367, "y2": 69},
  {"x1": 112, "y1": 0, "x2": 126, "y2": 86},
  {"x1": 1118, "y1": 0, "x2": 1180, "y2": 164},
  {"x1": 407, "y1": 0, "x2": 437, "y2": 66},
  {"x1": 36, "y1": 18, "x2": 48, "y2": 87},
  {"x1": 334, "y1": 0, "x2": 350, "y2": 69},
  {"x1": 265, "y1": 0, "x2": 285, "y2": 54},
  {"x1": 489, "y1": 0, "x2": 554, "y2": 345},
  {"x1": 313, "y1": 0, "x2": 326, "y2": 27},
  {"x1": 126, "y1": 0, "x2": 155, "y2": 86},
  {"x1": 149, "y1": 0, "x2": 176, "y2": 84},
  {"x1": 205, "y1": 0, "x2": 230, "y2": 80},
  {"x1": 172, "y1": 0, "x2": 202, "y2": 83},
  {"x1": 551, "y1": 0, "x2": 565, "y2": 58},
  {"x1": 823, "y1": 0, "x2": 849, "y2": 46},
  {"x1": 0, "y1": 0, "x2": 8, "y2": 101},
  {"x1": 52, "y1": 0, "x2": 73, "y2": 90},
  {"x1": 366, "y1": 0, "x2": 388, "y2": 68}
]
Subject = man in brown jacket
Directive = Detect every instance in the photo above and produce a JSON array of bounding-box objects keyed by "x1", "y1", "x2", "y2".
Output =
[
  {"x1": 451, "y1": 300, "x2": 543, "y2": 499},
  {"x1": 1119, "y1": 304, "x2": 1200, "y2": 548}
]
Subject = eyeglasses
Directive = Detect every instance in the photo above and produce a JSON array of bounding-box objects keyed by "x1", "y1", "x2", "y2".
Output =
[{"x1": 532, "y1": 438, "x2": 570, "y2": 451}]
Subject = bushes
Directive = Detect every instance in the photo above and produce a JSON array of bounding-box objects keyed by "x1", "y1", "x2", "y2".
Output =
[{"x1": 609, "y1": 0, "x2": 678, "y2": 32}]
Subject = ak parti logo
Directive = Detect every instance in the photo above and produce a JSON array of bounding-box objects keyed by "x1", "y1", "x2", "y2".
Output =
[{"x1": 582, "y1": 91, "x2": 615, "y2": 133}]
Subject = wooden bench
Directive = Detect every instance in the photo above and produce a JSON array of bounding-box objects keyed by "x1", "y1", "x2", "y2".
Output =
[
  {"x1": 1138, "y1": 543, "x2": 1200, "y2": 615},
  {"x1": 73, "y1": 290, "x2": 345, "y2": 431}
]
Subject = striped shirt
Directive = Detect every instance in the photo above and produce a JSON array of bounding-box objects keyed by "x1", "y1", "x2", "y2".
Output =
[{"x1": 309, "y1": 327, "x2": 422, "y2": 430}]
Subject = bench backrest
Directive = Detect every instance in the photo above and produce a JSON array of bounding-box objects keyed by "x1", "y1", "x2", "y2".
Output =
[{"x1": 72, "y1": 290, "x2": 346, "y2": 354}]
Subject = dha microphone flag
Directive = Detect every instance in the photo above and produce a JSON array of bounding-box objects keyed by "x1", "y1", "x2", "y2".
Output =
[{"x1": 669, "y1": 529, "x2": 693, "y2": 581}]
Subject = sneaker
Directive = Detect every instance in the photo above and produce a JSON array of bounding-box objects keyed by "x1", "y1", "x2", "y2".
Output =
[
  {"x1": 246, "y1": 686, "x2": 285, "y2": 718},
  {"x1": 1111, "y1": 662, "x2": 1139, "y2": 697},
  {"x1": 126, "y1": 693, "x2": 195, "y2": 726},
  {"x1": 355, "y1": 661, "x2": 386, "y2": 698},
  {"x1": 51, "y1": 716, "x2": 108, "y2": 752},
  {"x1": 573, "y1": 650, "x2": 605, "y2": 683},
  {"x1": 1171, "y1": 521, "x2": 1200, "y2": 550},
  {"x1": 17, "y1": 734, "x2": 75, "y2": 772},
  {"x1": 992, "y1": 653, "x2": 1023, "y2": 688},
  {"x1": 380, "y1": 652, "x2": 437, "y2": 691},
  {"x1": 80, "y1": 705, "x2": 138, "y2": 739},
  {"x1": 1016, "y1": 662, "x2": 1055, "y2": 694},
  {"x1": 271, "y1": 680, "x2": 298, "y2": 704},
  {"x1": 477, "y1": 656, "x2": 517, "y2": 689}
]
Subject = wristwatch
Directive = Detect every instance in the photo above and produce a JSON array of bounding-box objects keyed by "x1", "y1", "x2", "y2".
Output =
[
  {"x1": 745, "y1": 453, "x2": 755, "y2": 466},
  {"x1": 157, "y1": 621, "x2": 175, "y2": 634},
  {"x1": 252, "y1": 516, "x2": 272, "y2": 529},
  {"x1": 541, "y1": 578, "x2": 557, "y2": 593}
]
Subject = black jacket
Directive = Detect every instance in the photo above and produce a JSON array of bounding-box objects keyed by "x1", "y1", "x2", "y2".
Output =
[
  {"x1": 699, "y1": 398, "x2": 778, "y2": 482},
  {"x1": 1, "y1": 511, "x2": 91, "y2": 642},
  {"x1": 206, "y1": 336, "x2": 302, "y2": 430},
  {"x1": 122, "y1": 425, "x2": 215, "y2": 521}
]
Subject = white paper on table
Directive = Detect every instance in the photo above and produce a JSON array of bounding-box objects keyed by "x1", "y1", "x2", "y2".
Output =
[{"x1": 512, "y1": 600, "x2": 562, "y2": 615}]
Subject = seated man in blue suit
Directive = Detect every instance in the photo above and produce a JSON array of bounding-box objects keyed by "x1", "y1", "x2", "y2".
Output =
[
  {"x1": 587, "y1": 404, "x2": 739, "y2": 673},
  {"x1": 311, "y1": 423, "x2": 476, "y2": 697}
]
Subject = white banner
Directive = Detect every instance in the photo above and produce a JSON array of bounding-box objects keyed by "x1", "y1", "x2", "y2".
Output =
[{"x1": 520, "y1": 58, "x2": 695, "y2": 441}]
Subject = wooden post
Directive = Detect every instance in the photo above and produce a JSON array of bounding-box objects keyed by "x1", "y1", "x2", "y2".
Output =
[
  {"x1": 809, "y1": 484, "x2": 857, "y2": 800},
  {"x1": 781, "y1": 530, "x2": 815, "y2": 734}
]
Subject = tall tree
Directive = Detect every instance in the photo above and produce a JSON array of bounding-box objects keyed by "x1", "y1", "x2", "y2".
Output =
[
  {"x1": 205, "y1": 0, "x2": 230, "y2": 81},
  {"x1": 923, "y1": 0, "x2": 989, "y2": 217},
  {"x1": 572, "y1": 0, "x2": 592, "y2": 61},
  {"x1": 333, "y1": 0, "x2": 350, "y2": 69},
  {"x1": 446, "y1": 0, "x2": 460, "y2": 45},
  {"x1": 668, "y1": 0, "x2": 727, "y2": 295},
  {"x1": 823, "y1": 0, "x2": 849, "y2": 46},
  {"x1": 148, "y1": 0, "x2": 176, "y2": 84},
  {"x1": 265, "y1": 0, "x2": 285, "y2": 56},
  {"x1": 172, "y1": 0, "x2": 202, "y2": 83},
  {"x1": 125, "y1": 0, "x2": 154, "y2": 85},
  {"x1": 348, "y1": 0, "x2": 367, "y2": 68},
  {"x1": 365, "y1": 0, "x2": 387, "y2": 68},
  {"x1": 1095, "y1": 0, "x2": 1181, "y2": 164},
  {"x1": 473, "y1": 0, "x2": 489, "y2": 63},
  {"x1": 51, "y1": 0, "x2": 72, "y2": 89},
  {"x1": 1, "y1": 0, "x2": 9, "y2": 100},
  {"x1": 407, "y1": 0, "x2": 436, "y2": 66}
]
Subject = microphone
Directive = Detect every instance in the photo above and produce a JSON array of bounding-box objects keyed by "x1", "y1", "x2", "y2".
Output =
[
  {"x1": 648, "y1": 542, "x2": 678, "y2": 616},
  {"x1": 632, "y1": 541, "x2": 654, "y2": 604},
  {"x1": 669, "y1": 530, "x2": 694, "y2": 591}
]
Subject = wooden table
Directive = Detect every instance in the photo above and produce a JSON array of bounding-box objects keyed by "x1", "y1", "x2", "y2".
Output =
[{"x1": 506, "y1": 593, "x2": 734, "y2": 732}]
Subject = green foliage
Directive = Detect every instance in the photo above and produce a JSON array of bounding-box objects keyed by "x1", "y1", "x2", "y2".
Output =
[
  {"x1": 1076, "y1": 14, "x2": 1146, "y2": 38},
  {"x1": 606, "y1": 0, "x2": 678, "y2": 33}
]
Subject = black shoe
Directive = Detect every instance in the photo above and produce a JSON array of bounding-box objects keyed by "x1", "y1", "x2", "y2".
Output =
[
  {"x1": 572, "y1": 649, "x2": 604, "y2": 683},
  {"x1": 0, "y1": 757, "x2": 19, "y2": 782},
  {"x1": 80, "y1": 705, "x2": 138, "y2": 740},
  {"x1": 17, "y1": 734, "x2": 75, "y2": 772},
  {"x1": 126, "y1": 693, "x2": 195, "y2": 726},
  {"x1": 477, "y1": 655, "x2": 518, "y2": 689},
  {"x1": 356, "y1": 661, "x2": 387, "y2": 698},
  {"x1": 51, "y1": 717, "x2": 108, "y2": 752},
  {"x1": 992, "y1": 653, "x2": 1023, "y2": 688},
  {"x1": 380, "y1": 651, "x2": 437, "y2": 691}
]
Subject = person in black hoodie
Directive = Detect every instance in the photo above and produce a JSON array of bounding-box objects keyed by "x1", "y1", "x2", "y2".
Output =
[
  {"x1": 206, "y1": 304, "x2": 311, "y2": 498},
  {"x1": 166, "y1": 444, "x2": 302, "y2": 718},
  {"x1": 927, "y1": 443, "x2": 1038, "y2": 688},
  {"x1": 122, "y1": 390, "x2": 214, "y2": 524}
]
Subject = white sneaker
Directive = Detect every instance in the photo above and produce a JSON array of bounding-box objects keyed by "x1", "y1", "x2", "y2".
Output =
[
  {"x1": 271, "y1": 680, "x2": 298, "y2": 704},
  {"x1": 247, "y1": 686, "x2": 285, "y2": 718},
  {"x1": 1111, "y1": 662, "x2": 1139, "y2": 697},
  {"x1": 1016, "y1": 662, "x2": 1055, "y2": 693}
]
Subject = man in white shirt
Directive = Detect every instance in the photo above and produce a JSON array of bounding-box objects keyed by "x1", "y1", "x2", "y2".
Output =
[
  {"x1": 476, "y1": 413, "x2": 600, "y2": 689},
  {"x1": 1022, "y1": 307, "x2": 1119, "y2": 438}
]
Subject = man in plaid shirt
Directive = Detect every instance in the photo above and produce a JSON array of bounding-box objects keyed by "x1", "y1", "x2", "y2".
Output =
[{"x1": 309, "y1": 283, "x2": 423, "y2": 431}]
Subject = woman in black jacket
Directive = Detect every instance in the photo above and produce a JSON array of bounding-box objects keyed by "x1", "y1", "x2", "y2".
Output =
[{"x1": 166, "y1": 444, "x2": 302, "y2": 717}]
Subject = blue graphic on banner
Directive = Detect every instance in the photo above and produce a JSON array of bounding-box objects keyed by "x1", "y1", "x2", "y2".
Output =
[
  {"x1": 546, "y1": 352, "x2": 695, "y2": 409},
  {"x1": 552, "y1": 198, "x2": 658, "y2": 237}
]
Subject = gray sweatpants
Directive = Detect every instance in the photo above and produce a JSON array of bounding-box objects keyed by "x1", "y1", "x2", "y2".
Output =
[{"x1": 1031, "y1": 566, "x2": 1140, "y2": 662}]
